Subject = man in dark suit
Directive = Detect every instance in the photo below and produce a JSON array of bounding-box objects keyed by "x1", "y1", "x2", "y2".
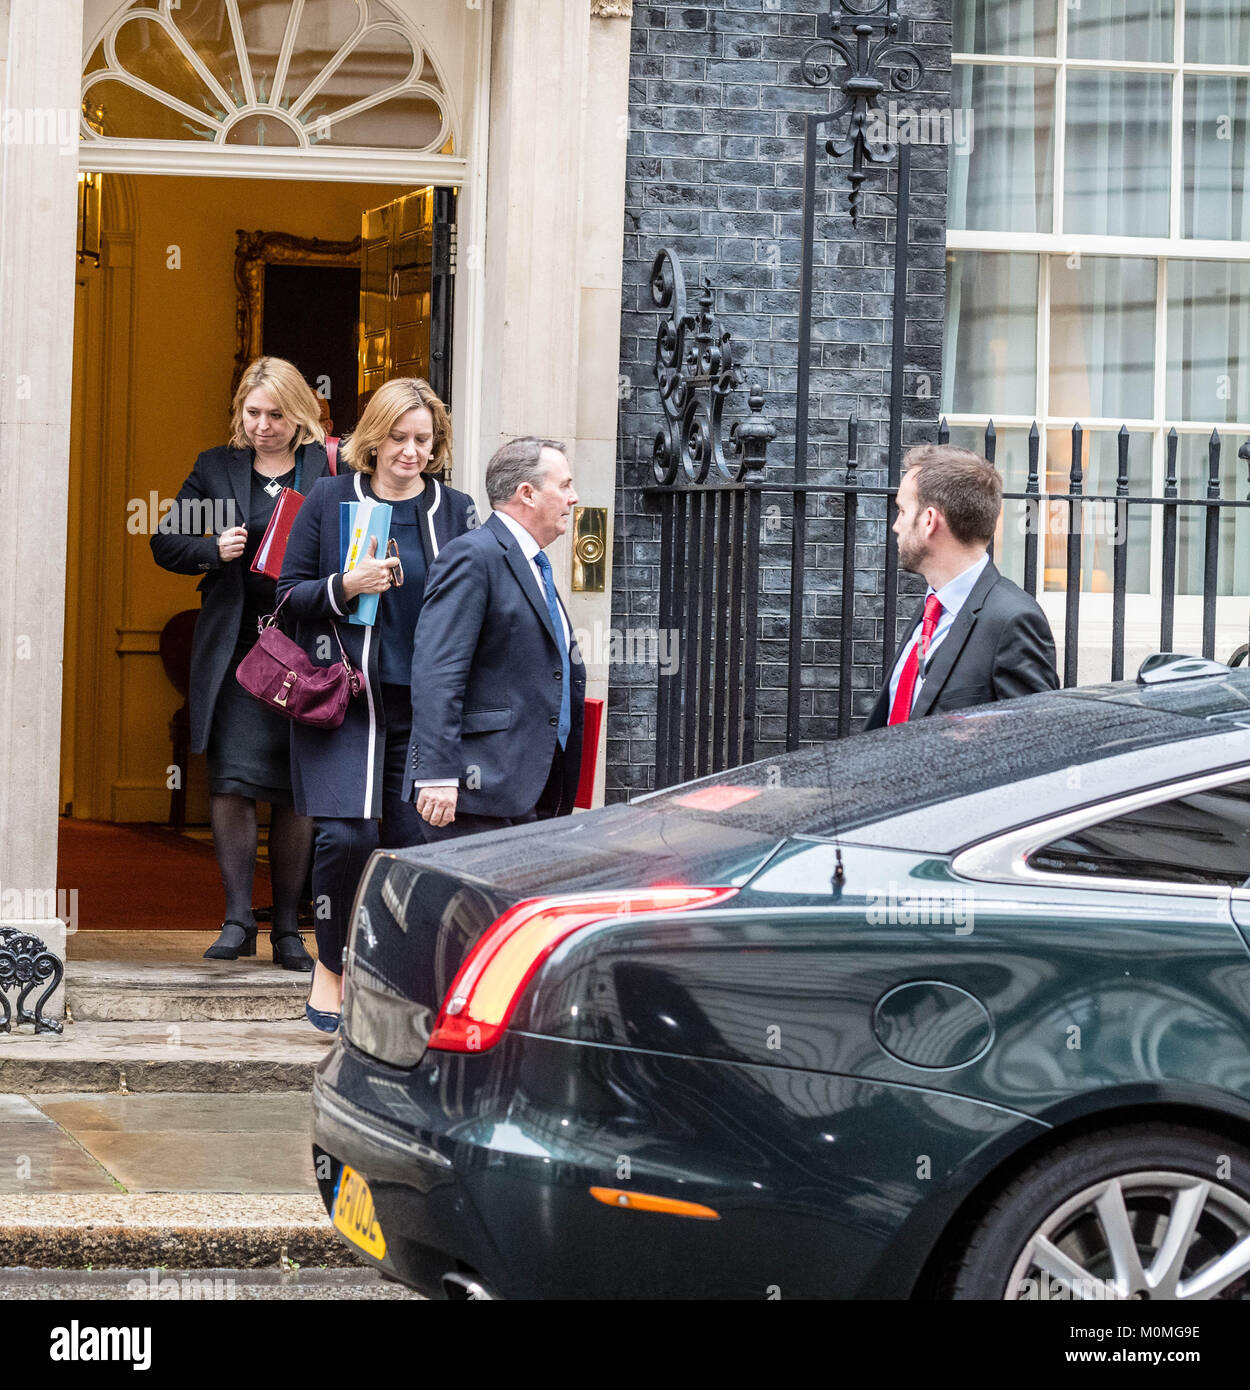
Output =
[
  {"x1": 865, "y1": 444, "x2": 1059, "y2": 730},
  {"x1": 406, "y1": 437, "x2": 586, "y2": 838}
]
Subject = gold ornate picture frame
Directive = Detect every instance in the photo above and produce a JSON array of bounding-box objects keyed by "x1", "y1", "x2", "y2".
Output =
[{"x1": 232, "y1": 229, "x2": 362, "y2": 396}]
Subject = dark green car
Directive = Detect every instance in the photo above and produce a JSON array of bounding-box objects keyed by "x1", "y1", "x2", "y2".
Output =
[{"x1": 312, "y1": 656, "x2": 1250, "y2": 1299}]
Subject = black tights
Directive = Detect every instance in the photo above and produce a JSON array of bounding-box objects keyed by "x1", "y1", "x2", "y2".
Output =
[{"x1": 209, "y1": 794, "x2": 313, "y2": 935}]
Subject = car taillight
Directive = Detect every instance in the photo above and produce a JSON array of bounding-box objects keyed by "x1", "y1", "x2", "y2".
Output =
[{"x1": 426, "y1": 886, "x2": 737, "y2": 1054}]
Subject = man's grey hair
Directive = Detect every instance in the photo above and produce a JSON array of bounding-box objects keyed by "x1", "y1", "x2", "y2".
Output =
[{"x1": 485, "y1": 436, "x2": 567, "y2": 506}]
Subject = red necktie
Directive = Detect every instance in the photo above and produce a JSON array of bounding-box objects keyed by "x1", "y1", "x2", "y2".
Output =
[{"x1": 888, "y1": 593, "x2": 943, "y2": 725}]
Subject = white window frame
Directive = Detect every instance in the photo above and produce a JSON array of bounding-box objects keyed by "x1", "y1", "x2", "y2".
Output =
[{"x1": 946, "y1": 0, "x2": 1250, "y2": 668}]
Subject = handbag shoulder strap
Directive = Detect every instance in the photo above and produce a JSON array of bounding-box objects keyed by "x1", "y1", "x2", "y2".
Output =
[{"x1": 268, "y1": 590, "x2": 352, "y2": 667}]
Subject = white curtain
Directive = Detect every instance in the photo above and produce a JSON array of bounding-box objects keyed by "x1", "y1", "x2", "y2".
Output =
[
  {"x1": 1186, "y1": 0, "x2": 1250, "y2": 67},
  {"x1": 1067, "y1": 0, "x2": 1173, "y2": 61},
  {"x1": 1185, "y1": 77, "x2": 1250, "y2": 241},
  {"x1": 950, "y1": 65, "x2": 1057, "y2": 234}
]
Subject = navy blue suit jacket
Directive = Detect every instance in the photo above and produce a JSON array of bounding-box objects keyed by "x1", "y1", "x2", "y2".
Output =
[{"x1": 404, "y1": 512, "x2": 586, "y2": 819}]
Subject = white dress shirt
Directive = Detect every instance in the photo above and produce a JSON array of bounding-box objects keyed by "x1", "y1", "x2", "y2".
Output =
[
  {"x1": 493, "y1": 510, "x2": 571, "y2": 648},
  {"x1": 887, "y1": 553, "x2": 989, "y2": 714}
]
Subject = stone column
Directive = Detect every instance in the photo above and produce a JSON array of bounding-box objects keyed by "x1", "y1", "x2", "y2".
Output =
[
  {"x1": 573, "y1": 2, "x2": 633, "y2": 804},
  {"x1": 0, "y1": 0, "x2": 85, "y2": 1011},
  {"x1": 480, "y1": 0, "x2": 631, "y2": 805}
]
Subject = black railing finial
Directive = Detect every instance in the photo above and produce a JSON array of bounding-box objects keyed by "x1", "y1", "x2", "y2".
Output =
[
  {"x1": 1209, "y1": 429, "x2": 1223, "y2": 498},
  {"x1": 733, "y1": 381, "x2": 777, "y2": 477},
  {"x1": 1116, "y1": 425, "x2": 1130, "y2": 495}
]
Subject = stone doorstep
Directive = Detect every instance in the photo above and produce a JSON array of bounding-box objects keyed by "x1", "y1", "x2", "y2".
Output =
[
  {"x1": 0, "y1": 1195, "x2": 360, "y2": 1270},
  {"x1": 0, "y1": 1021, "x2": 330, "y2": 1093},
  {"x1": 65, "y1": 958, "x2": 309, "y2": 1023}
]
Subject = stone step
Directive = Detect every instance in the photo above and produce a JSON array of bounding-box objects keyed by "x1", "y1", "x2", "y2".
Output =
[
  {"x1": 65, "y1": 957, "x2": 310, "y2": 1023},
  {"x1": 0, "y1": 1266, "x2": 420, "y2": 1297},
  {"x1": 0, "y1": 1195, "x2": 358, "y2": 1269},
  {"x1": 0, "y1": 1021, "x2": 330, "y2": 1093}
]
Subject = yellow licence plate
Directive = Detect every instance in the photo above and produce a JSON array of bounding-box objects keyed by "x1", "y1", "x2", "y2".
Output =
[{"x1": 332, "y1": 1164, "x2": 387, "y2": 1260}]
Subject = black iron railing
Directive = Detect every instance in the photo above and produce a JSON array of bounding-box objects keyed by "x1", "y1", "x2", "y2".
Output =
[{"x1": 647, "y1": 417, "x2": 1250, "y2": 790}]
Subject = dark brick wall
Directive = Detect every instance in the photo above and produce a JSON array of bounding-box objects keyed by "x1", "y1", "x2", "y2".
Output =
[{"x1": 608, "y1": 0, "x2": 954, "y2": 801}]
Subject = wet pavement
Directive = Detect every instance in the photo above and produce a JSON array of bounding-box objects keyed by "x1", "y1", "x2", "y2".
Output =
[{"x1": 1, "y1": 1092, "x2": 319, "y2": 1194}]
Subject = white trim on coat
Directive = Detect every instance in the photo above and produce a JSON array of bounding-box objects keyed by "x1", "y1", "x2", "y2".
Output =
[
  {"x1": 352, "y1": 472, "x2": 379, "y2": 818},
  {"x1": 425, "y1": 478, "x2": 442, "y2": 559}
]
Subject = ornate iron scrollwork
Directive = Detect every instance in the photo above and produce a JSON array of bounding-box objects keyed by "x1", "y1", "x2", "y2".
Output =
[
  {"x1": 0, "y1": 928, "x2": 64, "y2": 1034},
  {"x1": 650, "y1": 247, "x2": 775, "y2": 486},
  {"x1": 801, "y1": 0, "x2": 925, "y2": 225}
]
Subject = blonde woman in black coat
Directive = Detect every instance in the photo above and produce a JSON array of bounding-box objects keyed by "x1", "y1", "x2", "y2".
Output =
[
  {"x1": 277, "y1": 378, "x2": 476, "y2": 1030},
  {"x1": 152, "y1": 357, "x2": 328, "y2": 969}
]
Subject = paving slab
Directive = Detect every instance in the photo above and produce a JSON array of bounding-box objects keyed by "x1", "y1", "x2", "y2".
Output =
[
  {"x1": 0, "y1": 1116, "x2": 121, "y2": 1194},
  {"x1": 0, "y1": 1021, "x2": 330, "y2": 1093},
  {"x1": 30, "y1": 1093, "x2": 317, "y2": 1195},
  {"x1": 32, "y1": 1091, "x2": 312, "y2": 1136},
  {"x1": 0, "y1": 1194, "x2": 356, "y2": 1268}
]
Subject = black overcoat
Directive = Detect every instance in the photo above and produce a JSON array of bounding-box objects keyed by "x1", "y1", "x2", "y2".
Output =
[
  {"x1": 276, "y1": 470, "x2": 477, "y2": 820},
  {"x1": 150, "y1": 442, "x2": 331, "y2": 755}
]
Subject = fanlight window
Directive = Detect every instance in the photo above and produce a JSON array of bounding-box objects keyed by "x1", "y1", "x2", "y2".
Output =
[{"x1": 82, "y1": 0, "x2": 454, "y2": 153}]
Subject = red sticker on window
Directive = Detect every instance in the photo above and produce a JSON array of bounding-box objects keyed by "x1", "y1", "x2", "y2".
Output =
[{"x1": 672, "y1": 786, "x2": 762, "y2": 811}]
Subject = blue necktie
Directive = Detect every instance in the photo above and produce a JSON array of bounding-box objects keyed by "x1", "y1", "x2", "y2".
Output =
[{"x1": 534, "y1": 550, "x2": 571, "y2": 750}]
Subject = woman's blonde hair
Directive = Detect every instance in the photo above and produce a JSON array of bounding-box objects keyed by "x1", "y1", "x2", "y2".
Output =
[
  {"x1": 230, "y1": 357, "x2": 326, "y2": 450},
  {"x1": 341, "y1": 377, "x2": 452, "y2": 476}
]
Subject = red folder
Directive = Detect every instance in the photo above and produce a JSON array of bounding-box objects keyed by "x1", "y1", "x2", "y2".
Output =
[
  {"x1": 250, "y1": 488, "x2": 304, "y2": 580},
  {"x1": 575, "y1": 697, "x2": 605, "y2": 809}
]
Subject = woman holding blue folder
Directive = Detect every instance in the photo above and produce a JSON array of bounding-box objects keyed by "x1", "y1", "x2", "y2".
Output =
[{"x1": 277, "y1": 378, "x2": 476, "y2": 1031}]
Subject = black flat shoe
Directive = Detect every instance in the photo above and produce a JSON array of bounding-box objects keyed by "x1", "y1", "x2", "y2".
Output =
[
  {"x1": 203, "y1": 920, "x2": 257, "y2": 960},
  {"x1": 271, "y1": 930, "x2": 314, "y2": 972},
  {"x1": 305, "y1": 1002, "x2": 341, "y2": 1033}
]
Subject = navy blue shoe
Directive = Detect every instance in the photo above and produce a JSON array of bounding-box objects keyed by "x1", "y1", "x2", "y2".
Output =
[{"x1": 305, "y1": 1002, "x2": 341, "y2": 1033}]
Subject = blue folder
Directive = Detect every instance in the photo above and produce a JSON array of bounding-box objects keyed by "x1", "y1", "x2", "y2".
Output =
[{"x1": 339, "y1": 499, "x2": 393, "y2": 627}]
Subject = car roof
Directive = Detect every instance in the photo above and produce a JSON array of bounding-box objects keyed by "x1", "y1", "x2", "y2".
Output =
[{"x1": 636, "y1": 669, "x2": 1250, "y2": 854}]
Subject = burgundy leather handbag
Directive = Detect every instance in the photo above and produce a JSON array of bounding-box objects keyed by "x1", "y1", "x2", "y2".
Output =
[{"x1": 235, "y1": 595, "x2": 360, "y2": 729}]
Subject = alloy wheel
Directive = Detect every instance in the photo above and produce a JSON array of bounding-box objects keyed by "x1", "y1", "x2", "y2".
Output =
[{"x1": 1005, "y1": 1170, "x2": 1250, "y2": 1300}]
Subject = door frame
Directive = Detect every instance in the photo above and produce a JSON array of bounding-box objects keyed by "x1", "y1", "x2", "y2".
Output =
[
  {"x1": 77, "y1": 0, "x2": 493, "y2": 504},
  {"x1": 65, "y1": 0, "x2": 495, "y2": 820}
]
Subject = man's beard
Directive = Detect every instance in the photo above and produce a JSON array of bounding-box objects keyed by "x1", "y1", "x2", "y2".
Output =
[{"x1": 898, "y1": 530, "x2": 928, "y2": 575}]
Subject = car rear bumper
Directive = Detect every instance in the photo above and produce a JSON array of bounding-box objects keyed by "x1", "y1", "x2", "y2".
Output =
[{"x1": 311, "y1": 1032, "x2": 1046, "y2": 1300}]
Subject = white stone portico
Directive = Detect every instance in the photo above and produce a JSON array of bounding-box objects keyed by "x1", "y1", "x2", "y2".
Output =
[{"x1": 0, "y1": 0, "x2": 633, "y2": 994}]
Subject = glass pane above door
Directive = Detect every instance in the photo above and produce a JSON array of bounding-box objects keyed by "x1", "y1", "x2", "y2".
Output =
[{"x1": 82, "y1": 0, "x2": 454, "y2": 153}]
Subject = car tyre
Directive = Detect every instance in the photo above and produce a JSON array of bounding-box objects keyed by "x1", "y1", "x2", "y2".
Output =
[{"x1": 949, "y1": 1124, "x2": 1250, "y2": 1301}]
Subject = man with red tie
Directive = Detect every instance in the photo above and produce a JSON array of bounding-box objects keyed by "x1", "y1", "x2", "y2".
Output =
[{"x1": 864, "y1": 444, "x2": 1058, "y2": 730}]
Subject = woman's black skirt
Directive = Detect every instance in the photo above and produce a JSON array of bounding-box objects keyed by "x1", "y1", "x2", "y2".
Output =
[{"x1": 206, "y1": 637, "x2": 295, "y2": 804}]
